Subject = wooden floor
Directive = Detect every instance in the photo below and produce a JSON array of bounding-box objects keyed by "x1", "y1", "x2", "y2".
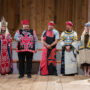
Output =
[{"x1": 0, "y1": 74, "x2": 90, "y2": 90}]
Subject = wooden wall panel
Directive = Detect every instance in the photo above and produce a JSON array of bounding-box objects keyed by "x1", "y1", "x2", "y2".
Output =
[
  {"x1": 35, "y1": 0, "x2": 45, "y2": 36},
  {"x1": 44, "y1": 0, "x2": 55, "y2": 28},
  {"x1": 72, "y1": 0, "x2": 88, "y2": 39},
  {"x1": 0, "y1": 0, "x2": 20, "y2": 35},
  {"x1": 0, "y1": 0, "x2": 88, "y2": 39},
  {"x1": 7, "y1": 0, "x2": 15, "y2": 33},
  {"x1": 55, "y1": 0, "x2": 88, "y2": 39}
]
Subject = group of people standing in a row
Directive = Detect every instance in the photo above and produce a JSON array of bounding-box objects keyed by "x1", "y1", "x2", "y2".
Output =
[{"x1": 0, "y1": 17, "x2": 90, "y2": 78}]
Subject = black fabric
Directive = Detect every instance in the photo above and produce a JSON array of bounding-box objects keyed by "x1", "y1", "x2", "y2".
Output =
[
  {"x1": 18, "y1": 52, "x2": 33, "y2": 76},
  {"x1": 18, "y1": 29, "x2": 35, "y2": 51},
  {"x1": 19, "y1": 29, "x2": 33, "y2": 37},
  {"x1": 47, "y1": 49, "x2": 57, "y2": 75},
  {"x1": 43, "y1": 31, "x2": 56, "y2": 48},
  {"x1": 84, "y1": 34, "x2": 89, "y2": 48},
  {"x1": 44, "y1": 30, "x2": 57, "y2": 75},
  {"x1": 61, "y1": 46, "x2": 65, "y2": 74},
  {"x1": 81, "y1": 63, "x2": 90, "y2": 67},
  {"x1": 48, "y1": 63, "x2": 57, "y2": 75}
]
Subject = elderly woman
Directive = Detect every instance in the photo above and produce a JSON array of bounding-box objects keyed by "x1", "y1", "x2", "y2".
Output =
[
  {"x1": 0, "y1": 17, "x2": 13, "y2": 75},
  {"x1": 78, "y1": 22, "x2": 90, "y2": 76}
]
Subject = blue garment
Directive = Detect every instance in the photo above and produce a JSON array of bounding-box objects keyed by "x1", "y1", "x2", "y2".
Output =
[{"x1": 41, "y1": 29, "x2": 60, "y2": 40}]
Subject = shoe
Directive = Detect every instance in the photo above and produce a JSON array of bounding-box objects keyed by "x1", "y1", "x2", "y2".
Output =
[
  {"x1": 18, "y1": 75, "x2": 24, "y2": 78},
  {"x1": 27, "y1": 74, "x2": 31, "y2": 78},
  {"x1": 53, "y1": 73, "x2": 58, "y2": 76},
  {"x1": 54, "y1": 73, "x2": 58, "y2": 76}
]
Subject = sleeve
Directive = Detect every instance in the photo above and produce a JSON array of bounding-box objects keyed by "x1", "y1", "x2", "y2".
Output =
[
  {"x1": 72, "y1": 32, "x2": 78, "y2": 49},
  {"x1": 41, "y1": 30, "x2": 46, "y2": 41},
  {"x1": 60, "y1": 32, "x2": 65, "y2": 47},
  {"x1": 14, "y1": 31, "x2": 20, "y2": 41},
  {"x1": 54, "y1": 30, "x2": 59, "y2": 40},
  {"x1": 73, "y1": 32, "x2": 78, "y2": 41},
  {"x1": 34, "y1": 33, "x2": 38, "y2": 50},
  {"x1": 7, "y1": 33, "x2": 12, "y2": 43},
  {"x1": 60, "y1": 32, "x2": 65, "y2": 41}
]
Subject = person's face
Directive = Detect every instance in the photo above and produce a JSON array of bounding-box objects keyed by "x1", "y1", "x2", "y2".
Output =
[
  {"x1": 1, "y1": 26, "x2": 6, "y2": 31},
  {"x1": 1, "y1": 26, "x2": 6, "y2": 33},
  {"x1": 23, "y1": 24, "x2": 30, "y2": 30},
  {"x1": 65, "y1": 46, "x2": 70, "y2": 51},
  {"x1": 48, "y1": 25, "x2": 54, "y2": 30},
  {"x1": 66, "y1": 25, "x2": 72, "y2": 31}
]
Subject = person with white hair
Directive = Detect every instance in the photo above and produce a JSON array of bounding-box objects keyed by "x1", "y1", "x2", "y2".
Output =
[
  {"x1": 78, "y1": 22, "x2": 90, "y2": 76},
  {"x1": 0, "y1": 17, "x2": 13, "y2": 75}
]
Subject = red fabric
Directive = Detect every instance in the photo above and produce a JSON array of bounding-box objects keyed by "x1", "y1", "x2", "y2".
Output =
[
  {"x1": 43, "y1": 30, "x2": 53, "y2": 41},
  {"x1": 48, "y1": 48, "x2": 56, "y2": 66},
  {"x1": 40, "y1": 30, "x2": 56, "y2": 75},
  {"x1": 0, "y1": 34, "x2": 13, "y2": 74},
  {"x1": 40, "y1": 46, "x2": 56, "y2": 75},
  {"x1": 66, "y1": 21, "x2": 73, "y2": 26},
  {"x1": 46, "y1": 30, "x2": 53, "y2": 37},
  {"x1": 40, "y1": 46, "x2": 48, "y2": 75},
  {"x1": 21, "y1": 20, "x2": 29, "y2": 25},
  {"x1": 6, "y1": 33, "x2": 12, "y2": 43},
  {"x1": 0, "y1": 40, "x2": 10, "y2": 74},
  {"x1": 16, "y1": 30, "x2": 36, "y2": 53},
  {"x1": 43, "y1": 37, "x2": 46, "y2": 41},
  {"x1": 8, "y1": 39, "x2": 12, "y2": 43},
  {"x1": 16, "y1": 49, "x2": 36, "y2": 53},
  {"x1": 48, "y1": 21, "x2": 55, "y2": 26}
]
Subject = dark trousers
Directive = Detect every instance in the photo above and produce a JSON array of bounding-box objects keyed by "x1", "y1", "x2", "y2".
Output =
[{"x1": 18, "y1": 52, "x2": 33, "y2": 76}]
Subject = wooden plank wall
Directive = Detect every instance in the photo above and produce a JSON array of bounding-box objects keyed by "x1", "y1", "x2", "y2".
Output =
[{"x1": 0, "y1": 0, "x2": 88, "y2": 39}]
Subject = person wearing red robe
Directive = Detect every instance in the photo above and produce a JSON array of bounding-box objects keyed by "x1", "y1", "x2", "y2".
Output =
[
  {"x1": 40, "y1": 21, "x2": 59, "y2": 76},
  {"x1": 0, "y1": 17, "x2": 13, "y2": 75}
]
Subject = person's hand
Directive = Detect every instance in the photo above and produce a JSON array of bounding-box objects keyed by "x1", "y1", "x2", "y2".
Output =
[
  {"x1": 47, "y1": 45, "x2": 52, "y2": 49},
  {"x1": 35, "y1": 49, "x2": 38, "y2": 53},
  {"x1": 18, "y1": 37, "x2": 22, "y2": 42},
  {"x1": 65, "y1": 46, "x2": 70, "y2": 51}
]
